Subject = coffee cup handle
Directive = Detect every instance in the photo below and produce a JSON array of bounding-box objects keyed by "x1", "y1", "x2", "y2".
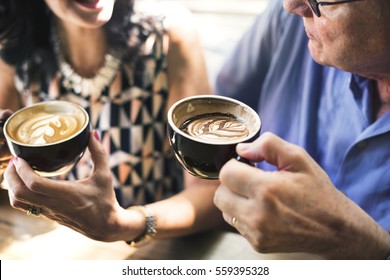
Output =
[
  {"x1": 0, "y1": 118, "x2": 12, "y2": 154},
  {"x1": 0, "y1": 119, "x2": 7, "y2": 141},
  {"x1": 0, "y1": 110, "x2": 13, "y2": 143},
  {"x1": 236, "y1": 155, "x2": 255, "y2": 167},
  {"x1": 0, "y1": 119, "x2": 13, "y2": 183}
]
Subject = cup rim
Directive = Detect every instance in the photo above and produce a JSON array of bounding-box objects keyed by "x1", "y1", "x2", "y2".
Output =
[
  {"x1": 3, "y1": 100, "x2": 90, "y2": 147},
  {"x1": 167, "y1": 95, "x2": 261, "y2": 145}
]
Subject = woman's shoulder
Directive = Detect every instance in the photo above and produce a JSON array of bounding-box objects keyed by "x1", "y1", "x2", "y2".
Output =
[
  {"x1": 124, "y1": 1, "x2": 196, "y2": 59},
  {"x1": 122, "y1": 1, "x2": 171, "y2": 57},
  {"x1": 132, "y1": 0, "x2": 196, "y2": 43},
  {"x1": 132, "y1": 1, "x2": 171, "y2": 33}
]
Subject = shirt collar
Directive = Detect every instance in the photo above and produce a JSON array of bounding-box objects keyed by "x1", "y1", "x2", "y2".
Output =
[{"x1": 349, "y1": 73, "x2": 374, "y2": 125}]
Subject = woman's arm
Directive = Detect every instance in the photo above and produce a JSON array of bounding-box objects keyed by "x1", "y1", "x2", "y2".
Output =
[
  {"x1": 146, "y1": 174, "x2": 224, "y2": 239},
  {"x1": 165, "y1": 2, "x2": 212, "y2": 108},
  {"x1": 0, "y1": 59, "x2": 22, "y2": 111}
]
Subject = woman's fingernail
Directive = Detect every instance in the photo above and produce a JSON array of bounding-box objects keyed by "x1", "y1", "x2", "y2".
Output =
[
  {"x1": 93, "y1": 131, "x2": 100, "y2": 141},
  {"x1": 11, "y1": 157, "x2": 19, "y2": 167}
]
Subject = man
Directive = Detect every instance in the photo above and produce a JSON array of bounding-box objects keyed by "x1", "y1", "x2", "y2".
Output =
[{"x1": 213, "y1": 0, "x2": 390, "y2": 259}]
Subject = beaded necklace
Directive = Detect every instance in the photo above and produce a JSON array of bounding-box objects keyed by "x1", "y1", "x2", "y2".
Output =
[{"x1": 51, "y1": 27, "x2": 122, "y2": 98}]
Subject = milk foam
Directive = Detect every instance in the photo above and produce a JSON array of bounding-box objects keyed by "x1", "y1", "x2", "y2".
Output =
[
  {"x1": 15, "y1": 113, "x2": 82, "y2": 145},
  {"x1": 181, "y1": 114, "x2": 249, "y2": 143}
]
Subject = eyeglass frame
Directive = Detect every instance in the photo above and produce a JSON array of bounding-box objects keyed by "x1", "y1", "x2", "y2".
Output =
[{"x1": 307, "y1": 0, "x2": 364, "y2": 17}]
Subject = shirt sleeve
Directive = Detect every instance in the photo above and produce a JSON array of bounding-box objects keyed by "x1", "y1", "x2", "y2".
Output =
[{"x1": 214, "y1": 0, "x2": 288, "y2": 110}]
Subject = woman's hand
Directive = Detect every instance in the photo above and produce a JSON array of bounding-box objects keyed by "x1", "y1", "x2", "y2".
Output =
[
  {"x1": 4, "y1": 131, "x2": 145, "y2": 242},
  {"x1": 214, "y1": 132, "x2": 390, "y2": 259}
]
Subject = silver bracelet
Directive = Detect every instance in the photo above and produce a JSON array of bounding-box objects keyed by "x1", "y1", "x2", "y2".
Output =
[{"x1": 126, "y1": 205, "x2": 157, "y2": 247}]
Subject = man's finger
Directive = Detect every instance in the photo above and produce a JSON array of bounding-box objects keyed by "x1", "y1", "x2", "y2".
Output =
[
  {"x1": 236, "y1": 132, "x2": 311, "y2": 172},
  {"x1": 219, "y1": 158, "x2": 270, "y2": 197},
  {"x1": 214, "y1": 183, "x2": 248, "y2": 223}
]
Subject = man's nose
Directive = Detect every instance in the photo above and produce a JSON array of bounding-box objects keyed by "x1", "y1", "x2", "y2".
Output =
[{"x1": 283, "y1": 0, "x2": 313, "y2": 17}]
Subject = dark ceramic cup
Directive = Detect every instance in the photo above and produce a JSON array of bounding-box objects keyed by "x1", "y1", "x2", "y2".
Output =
[
  {"x1": 1, "y1": 101, "x2": 90, "y2": 177},
  {"x1": 167, "y1": 95, "x2": 261, "y2": 180}
]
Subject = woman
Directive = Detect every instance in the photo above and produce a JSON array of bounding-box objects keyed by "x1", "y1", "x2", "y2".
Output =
[{"x1": 0, "y1": 0, "x2": 223, "y2": 245}]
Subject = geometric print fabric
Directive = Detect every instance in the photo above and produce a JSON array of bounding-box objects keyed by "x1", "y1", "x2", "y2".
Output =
[{"x1": 18, "y1": 13, "x2": 183, "y2": 208}]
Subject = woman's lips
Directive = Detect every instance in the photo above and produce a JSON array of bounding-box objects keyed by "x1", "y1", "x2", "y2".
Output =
[{"x1": 75, "y1": 0, "x2": 102, "y2": 9}]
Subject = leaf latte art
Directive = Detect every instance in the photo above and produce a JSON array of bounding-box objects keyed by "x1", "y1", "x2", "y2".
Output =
[
  {"x1": 180, "y1": 113, "x2": 249, "y2": 143},
  {"x1": 15, "y1": 113, "x2": 82, "y2": 145}
]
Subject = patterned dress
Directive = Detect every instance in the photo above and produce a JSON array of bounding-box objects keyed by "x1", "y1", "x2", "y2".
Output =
[{"x1": 14, "y1": 10, "x2": 183, "y2": 208}]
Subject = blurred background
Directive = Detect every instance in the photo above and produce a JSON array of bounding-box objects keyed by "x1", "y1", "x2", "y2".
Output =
[{"x1": 161, "y1": 0, "x2": 270, "y2": 84}]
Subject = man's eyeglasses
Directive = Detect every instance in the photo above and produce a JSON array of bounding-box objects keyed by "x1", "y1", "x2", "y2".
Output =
[{"x1": 307, "y1": 0, "x2": 364, "y2": 17}]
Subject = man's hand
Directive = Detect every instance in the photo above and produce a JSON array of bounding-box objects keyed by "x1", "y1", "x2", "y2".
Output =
[{"x1": 214, "y1": 132, "x2": 390, "y2": 259}]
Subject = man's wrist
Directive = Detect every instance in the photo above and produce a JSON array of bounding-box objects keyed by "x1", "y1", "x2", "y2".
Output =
[{"x1": 386, "y1": 232, "x2": 390, "y2": 260}]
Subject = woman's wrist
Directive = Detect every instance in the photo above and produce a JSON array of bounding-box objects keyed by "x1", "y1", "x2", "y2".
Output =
[
  {"x1": 104, "y1": 205, "x2": 146, "y2": 243},
  {"x1": 126, "y1": 205, "x2": 157, "y2": 247}
]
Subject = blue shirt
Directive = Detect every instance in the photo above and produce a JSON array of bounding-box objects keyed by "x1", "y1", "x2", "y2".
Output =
[{"x1": 215, "y1": 1, "x2": 390, "y2": 231}]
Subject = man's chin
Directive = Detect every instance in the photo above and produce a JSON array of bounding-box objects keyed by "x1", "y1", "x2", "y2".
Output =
[{"x1": 308, "y1": 43, "x2": 326, "y2": 65}]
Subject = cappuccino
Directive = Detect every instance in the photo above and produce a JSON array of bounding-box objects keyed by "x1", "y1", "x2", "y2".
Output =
[
  {"x1": 179, "y1": 113, "x2": 249, "y2": 143},
  {"x1": 2, "y1": 101, "x2": 90, "y2": 177},
  {"x1": 168, "y1": 95, "x2": 261, "y2": 179},
  {"x1": 6, "y1": 103, "x2": 87, "y2": 146}
]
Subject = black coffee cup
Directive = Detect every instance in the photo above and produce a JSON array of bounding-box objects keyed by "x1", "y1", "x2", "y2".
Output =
[
  {"x1": 1, "y1": 101, "x2": 90, "y2": 177},
  {"x1": 167, "y1": 95, "x2": 261, "y2": 180}
]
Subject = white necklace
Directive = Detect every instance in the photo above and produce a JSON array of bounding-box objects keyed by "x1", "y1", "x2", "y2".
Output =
[{"x1": 52, "y1": 29, "x2": 122, "y2": 98}]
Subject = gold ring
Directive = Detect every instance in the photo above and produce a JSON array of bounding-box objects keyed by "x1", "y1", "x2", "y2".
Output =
[
  {"x1": 27, "y1": 205, "x2": 41, "y2": 217},
  {"x1": 231, "y1": 216, "x2": 237, "y2": 226}
]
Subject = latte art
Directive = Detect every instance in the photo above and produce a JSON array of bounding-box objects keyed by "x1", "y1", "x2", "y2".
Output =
[
  {"x1": 15, "y1": 113, "x2": 83, "y2": 145},
  {"x1": 180, "y1": 113, "x2": 249, "y2": 143}
]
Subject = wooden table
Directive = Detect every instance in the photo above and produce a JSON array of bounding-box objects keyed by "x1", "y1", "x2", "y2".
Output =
[{"x1": 0, "y1": 189, "x2": 320, "y2": 260}]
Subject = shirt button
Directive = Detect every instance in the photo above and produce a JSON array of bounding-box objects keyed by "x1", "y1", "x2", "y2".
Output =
[{"x1": 357, "y1": 141, "x2": 367, "y2": 149}]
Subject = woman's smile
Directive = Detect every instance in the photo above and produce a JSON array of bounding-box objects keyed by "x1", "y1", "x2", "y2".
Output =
[{"x1": 75, "y1": 0, "x2": 105, "y2": 10}]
